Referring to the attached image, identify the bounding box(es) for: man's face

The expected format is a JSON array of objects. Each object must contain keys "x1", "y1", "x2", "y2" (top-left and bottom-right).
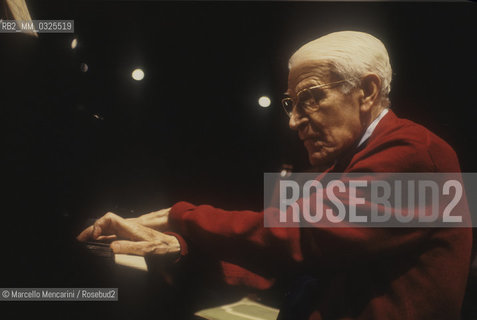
[{"x1": 287, "y1": 62, "x2": 364, "y2": 168}]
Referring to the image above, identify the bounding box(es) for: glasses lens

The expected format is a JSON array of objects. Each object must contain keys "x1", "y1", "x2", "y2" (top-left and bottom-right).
[{"x1": 282, "y1": 98, "x2": 294, "y2": 116}]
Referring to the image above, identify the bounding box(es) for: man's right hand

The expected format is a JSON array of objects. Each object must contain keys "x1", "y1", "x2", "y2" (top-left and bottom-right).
[{"x1": 76, "y1": 211, "x2": 181, "y2": 257}]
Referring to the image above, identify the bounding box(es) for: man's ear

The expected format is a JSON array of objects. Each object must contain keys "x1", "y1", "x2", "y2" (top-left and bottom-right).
[{"x1": 358, "y1": 73, "x2": 381, "y2": 112}]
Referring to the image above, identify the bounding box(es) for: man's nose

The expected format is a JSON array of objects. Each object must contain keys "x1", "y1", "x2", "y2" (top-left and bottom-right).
[{"x1": 289, "y1": 111, "x2": 309, "y2": 131}]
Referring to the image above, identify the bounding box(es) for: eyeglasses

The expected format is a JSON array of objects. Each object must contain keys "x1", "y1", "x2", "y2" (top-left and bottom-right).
[{"x1": 281, "y1": 79, "x2": 352, "y2": 118}]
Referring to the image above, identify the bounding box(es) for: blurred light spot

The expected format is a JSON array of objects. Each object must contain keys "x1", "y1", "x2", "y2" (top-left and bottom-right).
[
  {"x1": 80, "y1": 63, "x2": 88, "y2": 72},
  {"x1": 71, "y1": 38, "x2": 78, "y2": 49},
  {"x1": 280, "y1": 164, "x2": 293, "y2": 178},
  {"x1": 93, "y1": 114, "x2": 104, "y2": 120},
  {"x1": 132, "y1": 68, "x2": 145, "y2": 81},
  {"x1": 258, "y1": 96, "x2": 271, "y2": 108}
]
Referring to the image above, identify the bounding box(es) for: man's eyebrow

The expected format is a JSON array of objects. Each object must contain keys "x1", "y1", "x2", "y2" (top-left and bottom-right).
[{"x1": 284, "y1": 90, "x2": 292, "y2": 97}]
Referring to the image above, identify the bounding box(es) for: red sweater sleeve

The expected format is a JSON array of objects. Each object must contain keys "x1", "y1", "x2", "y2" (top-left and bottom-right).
[
  {"x1": 169, "y1": 201, "x2": 302, "y2": 288},
  {"x1": 167, "y1": 114, "x2": 471, "y2": 293}
]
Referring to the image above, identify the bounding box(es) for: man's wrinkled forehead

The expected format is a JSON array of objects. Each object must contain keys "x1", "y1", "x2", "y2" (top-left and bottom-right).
[{"x1": 286, "y1": 60, "x2": 333, "y2": 95}]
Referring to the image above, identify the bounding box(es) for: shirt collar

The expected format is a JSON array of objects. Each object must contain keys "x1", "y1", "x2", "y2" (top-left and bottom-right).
[{"x1": 357, "y1": 108, "x2": 389, "y2": 148}]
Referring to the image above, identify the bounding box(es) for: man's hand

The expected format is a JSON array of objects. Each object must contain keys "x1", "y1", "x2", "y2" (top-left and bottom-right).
[
  {"x1": 77, "y1": 212, "x2": 180, "y2": 257},
  {"x1": 128, "y1": 207, "x2": 171, "y2": 231}
]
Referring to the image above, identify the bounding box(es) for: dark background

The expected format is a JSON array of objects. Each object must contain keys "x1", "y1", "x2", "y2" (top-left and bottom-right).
[{"x1": 1, "y1": 1, "x2": 476, "y2": 318}]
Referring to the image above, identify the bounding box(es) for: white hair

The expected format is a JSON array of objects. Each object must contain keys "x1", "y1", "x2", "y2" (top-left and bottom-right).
[{"x1": 289, "y1": 31, "x2": 392, "y2": 106}]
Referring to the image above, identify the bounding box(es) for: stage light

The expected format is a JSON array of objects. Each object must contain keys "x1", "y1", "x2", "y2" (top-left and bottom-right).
[
  {"x1": 280, "y1": 164, "x2": 293, "y2": 178},
  {"x1": 80, "y1": 63, "x2": 88, "y2": 72},
  {"x1": 71, "y1": 38, "x2": 78, "y2": 49},
  {"x1": 132, "y1": 68, "x2": 145, "y2": 81},
  {"x1": 258, "y1": 96, "x2": 271, "y2": 108}
]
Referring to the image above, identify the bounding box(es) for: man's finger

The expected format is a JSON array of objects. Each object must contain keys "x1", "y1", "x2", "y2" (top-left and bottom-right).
[
  {"x1": 77, "y1": 225, "x2": 94, "y2": 242},
  {"x1": 77, "y1": 212, "x2": 127, "y2": 241},
  {"x1": 92, "y1": 212, "x2": 121, "y2": 238},
  {"x1": 96, "y1": 234, "x2": 118, "y2": 241},
  {"x1": 77, "y1": 225, "x2": 119, "y2": 242},
  {"x1": 110, "y1": 240, "x2": 169, "y2": 256}
]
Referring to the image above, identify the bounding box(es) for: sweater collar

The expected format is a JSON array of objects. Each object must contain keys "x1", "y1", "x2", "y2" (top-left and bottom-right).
[{"x1": 357, "y1": 108, "x2": 389, "y2": 148}]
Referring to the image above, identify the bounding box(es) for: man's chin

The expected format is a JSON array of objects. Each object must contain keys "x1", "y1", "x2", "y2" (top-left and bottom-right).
[{"x1": 308, "y1": 152, "x2": 333, "y2": 170}]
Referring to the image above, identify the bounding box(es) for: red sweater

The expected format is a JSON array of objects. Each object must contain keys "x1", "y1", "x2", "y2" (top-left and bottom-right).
[{"x1": 168, "y1": 110, "x2": 472, "y2": 320}]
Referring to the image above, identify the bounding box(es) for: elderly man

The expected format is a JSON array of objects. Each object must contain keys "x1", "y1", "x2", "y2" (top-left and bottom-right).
[{"x1": 78, "y1": 31, "x2": 472, "y2": 320}]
